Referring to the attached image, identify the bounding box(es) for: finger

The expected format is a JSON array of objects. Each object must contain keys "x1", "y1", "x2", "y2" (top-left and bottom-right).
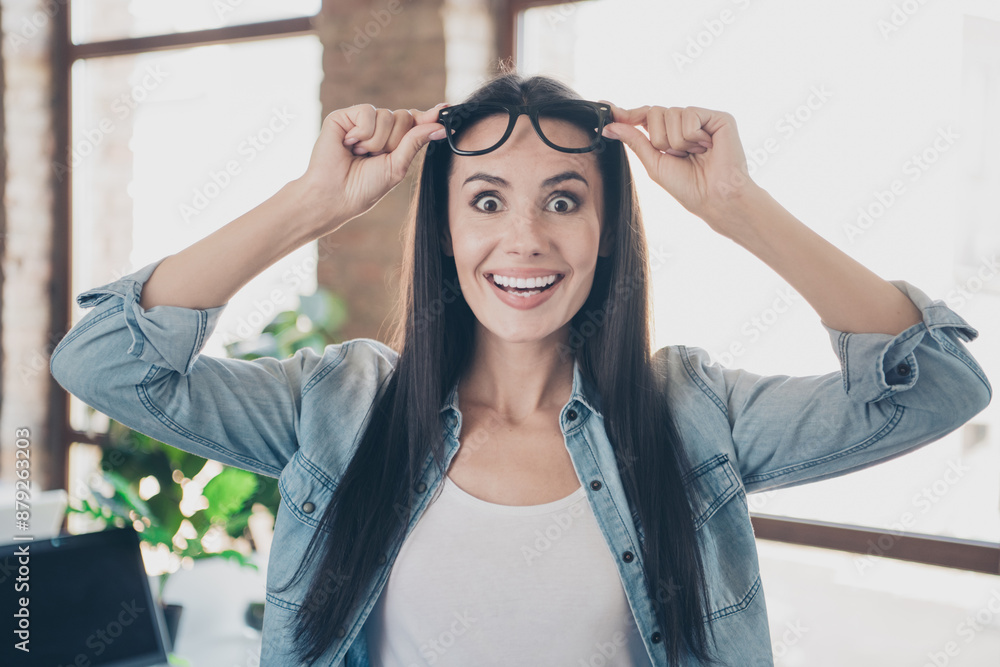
[
  {"x1": 681, "y1": 107, "x2": 714, "y2": 148},
  {"x1": 644, "y1": 108, "x2": 687, "y2": 157},
  {"x1": 354, "y1": 108, "x2": 396, "y2": 154},
  {"x1": 386, "y1": 122, "x2": 448, "y2": 182},
  {"x1": 413, "y1": 104, "x2": 448, "y2": 140},
  {"x1": 647, "y1": 107, "x2": 675, "y2": 153},
  {"x1": 664, "y1": 108, "x2": 697, "y2": 153},
  {"x1": 687, "y1": 106, "x2": 733, "y2": 145},
  {"x1": 381, "y1": 109, "x2": 417, "y2": 155},
  {"x1": 601, "y1": 122, "x2": 662, "y2": 168},
  {"x1": 665, "y1": 107, "x2": 708, "y2": 155},
  {"x1": 410, "y1": 102, "x2": 449, "y2": 125},
  {"x1": 343, "y1": 104, "x2": 377, "y2": 146},
  {"x1": 602, "y1": 100, "x2": 649, "y2": 127}
]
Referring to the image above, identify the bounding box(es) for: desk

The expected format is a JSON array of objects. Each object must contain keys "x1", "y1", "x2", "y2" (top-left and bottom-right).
[{"x1": 162, "y1": 553, "x2": 267, "y2": 666}]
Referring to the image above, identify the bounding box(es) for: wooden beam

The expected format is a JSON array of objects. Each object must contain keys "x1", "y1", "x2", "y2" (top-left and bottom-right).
[
  {"x1": 69, "y1": 16, "x2": 316, "y2": 61},
  {"x1": 751, "y1": 513, "x2": 1000, "y2": 576}
]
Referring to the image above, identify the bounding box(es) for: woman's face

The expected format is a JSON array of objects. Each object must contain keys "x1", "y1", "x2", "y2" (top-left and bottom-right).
[{"x1": 442, "y1": 112, "x2": 611, "y2": 347}]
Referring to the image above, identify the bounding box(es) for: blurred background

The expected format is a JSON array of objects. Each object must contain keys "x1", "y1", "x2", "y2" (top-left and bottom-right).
[{"x1": 0, "y1": 0, "x2": 998, "y2": 665}]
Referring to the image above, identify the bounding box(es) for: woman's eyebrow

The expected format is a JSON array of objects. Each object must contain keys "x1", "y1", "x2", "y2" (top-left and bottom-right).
[
  {"x1": 542, "y1": 171, "x2": 589, "y2": 189},
  {"x1": 461, "y1": 171, "x2": 590, "y2": 189}
]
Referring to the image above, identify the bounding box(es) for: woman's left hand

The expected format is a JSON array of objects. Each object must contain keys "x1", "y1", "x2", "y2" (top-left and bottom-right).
[{"x1": 600, "y1": 102, "x2": 762, "y2": 232}]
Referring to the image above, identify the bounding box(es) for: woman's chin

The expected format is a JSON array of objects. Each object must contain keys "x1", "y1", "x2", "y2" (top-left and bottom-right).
[{"x1": 477, "y1": 320, "x2": 569, "y2": 346}]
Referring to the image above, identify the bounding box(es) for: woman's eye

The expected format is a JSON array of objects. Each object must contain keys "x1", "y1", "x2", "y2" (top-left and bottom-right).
[
  {"x1": 546, "y1": 194, "x2": 579, "y2": 213},
  {"x1": 472, "y1": 194, "x2": 503, "y2": 213}
]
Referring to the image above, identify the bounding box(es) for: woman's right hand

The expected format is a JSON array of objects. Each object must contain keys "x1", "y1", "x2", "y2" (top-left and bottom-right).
[{"x1": 295, "y1": 103, "x2": 448, "y2": 235}]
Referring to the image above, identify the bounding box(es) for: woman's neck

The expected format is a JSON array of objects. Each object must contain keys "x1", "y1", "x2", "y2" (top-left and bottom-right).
[{"x1": 459, "y1": 328, "x2": 574, "y2": 422}]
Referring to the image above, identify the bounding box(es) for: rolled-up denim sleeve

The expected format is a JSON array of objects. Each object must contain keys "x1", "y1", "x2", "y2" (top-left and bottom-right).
[
  {"x1": 50, "y1": 256, "x2": 329, "y2": 477},
  {"x1": 684, "y1": 279, "x2": 992, "y2": 494}
]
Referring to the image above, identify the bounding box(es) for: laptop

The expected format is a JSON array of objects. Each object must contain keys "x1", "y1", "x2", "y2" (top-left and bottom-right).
[{"x1": 0, "y1": 526, "x2": 173, "y2": 666}]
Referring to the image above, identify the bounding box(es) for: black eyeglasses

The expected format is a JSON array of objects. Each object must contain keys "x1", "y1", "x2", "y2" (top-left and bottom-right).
[{"x1": 435, "y1": 100, "x2": 614, "y2": 156}]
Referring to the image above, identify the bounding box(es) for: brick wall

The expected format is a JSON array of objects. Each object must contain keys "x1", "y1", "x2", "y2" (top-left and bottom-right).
[
  {"x1": 0, "y1": 0, "x2": 138, "y2": 490},
  {"x1": 315, "y1": 0, "x2": 495, "y2": 343},
  {"x1": 0, "y1": 2, "x2": 6, "y2": 442},
  {"x1": 0, "y1": 0, "x2": 59, "y2": 488}
]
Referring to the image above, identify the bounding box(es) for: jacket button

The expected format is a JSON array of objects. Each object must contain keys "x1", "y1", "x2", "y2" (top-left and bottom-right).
[
  {"x1": 335, "y1": 626, "x2": 346, "y2": 638},
  {"x1": 622, "y1": 550, "x2": 634, "y2": 563},
  {"x1": 415, "y1": 482, "x2": 427, "y2": 493},
  {"x1": 590, "y1": 480, "x2": 602, "y2": 491},
  {"x1": 302, "y1": 501, "x2": 315, "y2": 513},
  {"x1": 651, "y1": 631, "x2": 662, "y2": 643},
  {"x1": 567, "y1": 409, "x2": 577, "y2": 421},
  {"x1": 896, "y1": 362, "x2": 911, "y2": 376},
  {"x1": 377, "y1": 554, "x2": 387, "y2": 565}
]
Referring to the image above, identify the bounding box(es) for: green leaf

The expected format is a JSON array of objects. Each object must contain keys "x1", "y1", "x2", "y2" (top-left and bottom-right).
[
  {"x1": 130, "y1": 429, "x2": 165, "y2": 452},
  {"x1": 167, "y1": 651, "x2": 193, "y2": 665},
  {"x1": 322, "y1": 292, "x2": 349, "y2": 332},
  {"x1": 253, "y1": 476, "x2": 281, "y2": 508},
  {"x1": 68, "y1": 498, "x2": 107, "y2": 522},
  {"x1": 299, "y1": 290, "x2": 348, "y2": 334},
  {"x1": 145, "y1": 493, "x2": 184, "y2": 537},
  {"x1": 224, "y1": 510, "x2": 251, "y2": 538},
  {"x1": 187, "y1": 510, "x2": 212, "y2": 535},
  {"x1": 104, "y1": 471, "x2": 153, "y2": 517},
  {"x1": 291, "y1": 332, "x2": 326, "y2": 355},
  {"x1": 139, "y1": 524, "x2": 175, "y2": 548},
  {"x1": 202, "y1": 468, "x2": 258, "y2": 523},
  {"x1": 216, "y1": 549, "x2": 258, "y2": 570},
  {"x1": 179, "y1": 452, "x2": 209, "y2": 481},
  {"x1": 262, "y1": 310, "x2": 298, "y2": 335}
]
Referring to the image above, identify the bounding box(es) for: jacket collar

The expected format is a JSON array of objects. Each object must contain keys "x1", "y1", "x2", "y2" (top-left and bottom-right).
[{"x1": 439, "y1": 356, "x2": 603, "y2": 431}]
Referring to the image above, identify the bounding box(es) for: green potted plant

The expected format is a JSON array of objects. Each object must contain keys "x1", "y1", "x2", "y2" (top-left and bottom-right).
[{"x1": 68, "y1": 287, "x2": 349, "y2": 645}]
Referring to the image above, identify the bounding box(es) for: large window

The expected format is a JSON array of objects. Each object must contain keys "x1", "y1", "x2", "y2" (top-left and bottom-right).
[
  {"x1": 71, "y1": 0, "x2": 321, "y2": 42},
  {"x1": 59, "y1": 0, "x2": 322, "y2": 540},
  {"x1": 515, "y1": 0, "x2": 1000, "y2": 543},
  {"x1": 513, "y1": 0, "x2": 999, "y2": 662}
]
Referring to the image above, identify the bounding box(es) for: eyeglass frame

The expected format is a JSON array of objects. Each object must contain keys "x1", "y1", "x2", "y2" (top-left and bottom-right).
[{"x1": 435, "y1": 100, "x2": 614, "y2": 156}]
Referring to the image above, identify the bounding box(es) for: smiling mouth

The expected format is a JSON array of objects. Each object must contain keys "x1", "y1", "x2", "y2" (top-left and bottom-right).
[{"x1": 486, "y1": 273, "x2": 565, "y2": 295}]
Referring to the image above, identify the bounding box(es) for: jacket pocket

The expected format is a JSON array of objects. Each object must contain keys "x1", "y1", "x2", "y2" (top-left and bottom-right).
[
  {"x1": 683, "y1": 454, "x2": 762, "y2": 622},
  {"x1": 266, "y1": 453, "x2": 339, "y2": 612}
]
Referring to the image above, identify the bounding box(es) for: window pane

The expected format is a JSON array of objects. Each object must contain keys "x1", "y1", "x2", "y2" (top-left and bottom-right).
[
  {"x1": 758, "y1": 540, "x2": 1000, "y2": 665},
  {"x1": 68, "y1": 36, "x2": 323, "y2": 432},
  {"x1": 71, "y1": 0, "x2": 321, "y2": 44},
  {"x1": 66, "y1": 442, "x2": 104, "y2": 535},
  {"x1": 519, "y1": 1, "x2": 1000, "y2": 543}
]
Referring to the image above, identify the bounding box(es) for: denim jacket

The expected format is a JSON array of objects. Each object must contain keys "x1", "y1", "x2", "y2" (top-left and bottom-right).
[{"x1": 49, "y1": 256, "x2": 992, "y2": 666}]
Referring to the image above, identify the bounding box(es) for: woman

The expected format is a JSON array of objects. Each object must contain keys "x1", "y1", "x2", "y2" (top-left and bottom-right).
[{"x1": 50, "y1": 72, "x2": 991, "y2": 666}]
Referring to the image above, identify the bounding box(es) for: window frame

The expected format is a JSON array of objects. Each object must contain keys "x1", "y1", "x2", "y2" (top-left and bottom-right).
[
  {"x1": 50, "y1": 6, "x2": 318, "y2": 482},
  {"x1": 501, "y1": 0, "x2": 1000, "y2": 577}
]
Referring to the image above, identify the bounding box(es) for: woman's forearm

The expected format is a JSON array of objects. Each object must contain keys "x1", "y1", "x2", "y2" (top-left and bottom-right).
[
  {"x1": 602, "y1": 104, "x2": 925, "y2": 336},
  {"x1": 715, "y1": 185, "x2": 923, "y2": 336},
  {"x1": 139, "y1": 179, "x2": 336, "y2": 311},
  {"x1": 136, "y1": 102, "x2": 446, "y2": 312}
]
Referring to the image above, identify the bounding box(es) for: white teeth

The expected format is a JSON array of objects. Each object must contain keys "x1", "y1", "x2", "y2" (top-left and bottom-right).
[{"x1": 491, "y1": 273, "x2": 558, "y2": 289}]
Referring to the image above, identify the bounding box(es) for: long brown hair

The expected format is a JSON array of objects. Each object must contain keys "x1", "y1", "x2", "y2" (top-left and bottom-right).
[{"x1": 274, "y1": 71, "x2": 718, "y2": 665}]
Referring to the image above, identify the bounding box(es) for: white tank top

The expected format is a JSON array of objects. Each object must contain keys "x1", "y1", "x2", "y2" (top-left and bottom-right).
[{"x1": 365, "y1": 474, "x2": 653, "y2": 666}]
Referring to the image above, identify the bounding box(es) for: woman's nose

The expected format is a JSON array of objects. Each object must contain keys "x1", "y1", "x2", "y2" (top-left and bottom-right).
[{"x1": 502, "y1": 209, "x2": 550, "y2": 256}]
